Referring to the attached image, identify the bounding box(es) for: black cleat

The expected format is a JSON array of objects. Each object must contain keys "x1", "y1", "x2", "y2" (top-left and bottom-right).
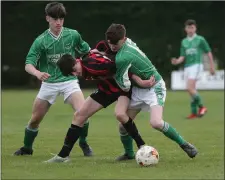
[
  {"x1": 13, "y1": 147, "x2": 33, "y2": 156},
  {"x1": 180, "y1": 142, "x2": 198, "y2": 158},
  {"x1": 79, "y1": 143, "x2": 93, "y2": 157},
  {"x1": 115, "y1": 153, "x2": 135, "y2": 161}
]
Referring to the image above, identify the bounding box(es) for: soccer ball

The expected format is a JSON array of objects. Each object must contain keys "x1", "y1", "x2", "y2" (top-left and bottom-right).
[{"x1": 135, "y1": 145, "x2": 159, "y2": 167}]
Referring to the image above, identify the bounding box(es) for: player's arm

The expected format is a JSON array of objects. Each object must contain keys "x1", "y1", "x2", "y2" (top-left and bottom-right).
[
  {"x1": 171, "y1": 41, "x2": 185, "y2": 65},
  {"x1": 114, "y1": 57, "x2": 132, "y2": 92},
  {"x1": 90, "y1": 49, "x2": 106, "y2": 56},
  {"x1": 131, "y1": 74, "x2": 156, "y2": 88},
  {"x1": 90, "y1": 40, "x2": 108, "y2": 55},
  {"x1": 74, "y1": 31, "x2": 91, "y2": 56},
  {"x1": 25, "y1": 39, "x2": 50, "y2": 81},
  {"x1": 201, "y1": 37, "x2": 215, "y2": 75},
  {"x1": 171, "y1": 56, "x2": 185, "y2": 65}
]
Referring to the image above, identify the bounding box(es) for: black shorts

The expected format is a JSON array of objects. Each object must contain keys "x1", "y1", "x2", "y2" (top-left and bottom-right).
[{"x1": 90, "y1": 89, "x2": 132, "y2": 108}]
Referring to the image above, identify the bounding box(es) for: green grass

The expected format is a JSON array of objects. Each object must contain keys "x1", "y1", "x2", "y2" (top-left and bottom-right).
[{"x1": 1, "y1": 90, "x2": 224, "y2": 179}]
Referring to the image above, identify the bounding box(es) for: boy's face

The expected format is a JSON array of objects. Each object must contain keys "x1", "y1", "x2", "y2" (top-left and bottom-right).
[
  {"x1": 108, "y1": 38, "x2": 125, "y2": 52},
  {"x1": 185, "y1": 24, "x2": 196, "y2": 36},
  {"x1": 71, "y1": 60, "x2": 82, "y2": 76},
  {"x1": 46, "y1": 16, "x2": 64, "y2": 33}
]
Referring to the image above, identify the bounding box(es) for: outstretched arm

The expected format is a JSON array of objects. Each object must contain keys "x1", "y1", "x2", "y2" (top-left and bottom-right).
[
  {"x1": 201, "y1": 37, "x2": 215, "y2": 75},
  {"x1": 207, "y1": 52, "x2": 215, "y2": 75},
  {"x1": 171, "y1": 40, "x2": 185, "y2": 65},
  {"x1": 171, "y1": 56, "x2": 185, "y2": 65}
]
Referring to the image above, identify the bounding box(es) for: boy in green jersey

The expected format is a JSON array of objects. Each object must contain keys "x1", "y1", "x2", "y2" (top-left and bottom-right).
[
  {"x1": 105, "y1": 24, "x2": 198, "y2": 160},
  {"x1": 14, "y1": 2, "x2": 93, "y2": 157},
  {"x1": 171, "y1": 19, "x2": 215, "y2": 119},
  {"x1": 44, "y1": 41, "x2": 156, "y2": 163}
]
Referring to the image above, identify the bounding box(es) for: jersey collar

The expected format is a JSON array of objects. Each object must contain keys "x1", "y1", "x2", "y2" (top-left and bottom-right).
[
  {"x1": 187, "y1": 33, "x2": 197, "y2": 41},
  {"x1": 48, "y1": 27, "x2": 64, "y2": 40}
]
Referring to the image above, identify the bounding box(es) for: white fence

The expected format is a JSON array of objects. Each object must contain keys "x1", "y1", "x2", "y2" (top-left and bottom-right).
[{"x1": 171, "y1": 70, "x2": 224, "y2": 90}]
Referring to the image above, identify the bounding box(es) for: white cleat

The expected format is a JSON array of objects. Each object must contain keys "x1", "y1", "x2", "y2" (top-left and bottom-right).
[{"x1": 43, "y1": 155, "x2": 70, "y2": 163}]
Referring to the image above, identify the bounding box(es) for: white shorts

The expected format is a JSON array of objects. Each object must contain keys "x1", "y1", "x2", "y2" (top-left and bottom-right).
[
  {"x1": 37, "y1": 80, "x2": 81, "y2": 104},
  {"x1": 184, "y1": 64, "x2": 203, "y2": 80},
  {"x1": 128, "y1": 79, "x2": 167, "y2": 112}
]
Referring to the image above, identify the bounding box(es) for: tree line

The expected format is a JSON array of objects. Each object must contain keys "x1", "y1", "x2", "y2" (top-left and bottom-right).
[{"x1": 2, "y1": 1, "x2": 224, "y2": 88}]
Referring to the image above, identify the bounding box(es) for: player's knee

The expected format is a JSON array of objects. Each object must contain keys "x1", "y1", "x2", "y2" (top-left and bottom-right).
[
  {"x1": 115, "y1": 111, "x2": 127, "y2": 122},
  {"x1": 187, "y1": 86, "x2": 193, "y2": 93},
  {"x1": 187, "y1": 88, "x2": 196, "y2": 96},
  {"x1": 118, "y1": 123, "x2": 128, "y2": 135},
  {"x1": 150, "y1": 119, "x2": 164, "y2": 129},
  {"x1": 74, "y1": 111, "x2": 87, "y2": 125},
  {"x1": 187, "y1": 83, "x2": 196, "y2": 94}
]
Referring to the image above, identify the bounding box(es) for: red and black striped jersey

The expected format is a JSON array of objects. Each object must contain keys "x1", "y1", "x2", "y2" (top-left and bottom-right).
[
  {"x1": 80, "y1": 53, "x2": 116, "y2": 80},
  {"x1": 80, "y1": 40, "x2": 129, "y2": 95}
]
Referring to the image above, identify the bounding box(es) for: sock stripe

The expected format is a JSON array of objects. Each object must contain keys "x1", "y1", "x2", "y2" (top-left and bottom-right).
[
  {"x1": 120, "y1": 133, "x2": 129, "y2": 136},
  {"x1": 162, "y1": 121, "x2": 169, "y2": 132},
  {"x1": 26, "y1": 126, "x2": 38, "y2": 132}
]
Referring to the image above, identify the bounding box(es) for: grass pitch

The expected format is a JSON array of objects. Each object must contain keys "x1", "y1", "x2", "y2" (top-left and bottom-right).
[{"x1": 1, "y1": 90, "x2": 224, "y2": 179}]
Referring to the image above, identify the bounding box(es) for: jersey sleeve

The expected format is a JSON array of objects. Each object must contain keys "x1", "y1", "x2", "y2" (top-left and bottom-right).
[
  {"x1": 180, "y1": 40, "x2": 185, "y2": 57},
  {"x1": 114, "y1": 56, "x2": 132, "y2": 92},
  {"x1": 25, "y1": 39, "x2": 42, "y2": 66},
  {"x1": 200, "y1": 37, "x2": 211, "y2": 53},
  {"x1": 74, "y1": 31, "x2": 90, "y2": 56}
]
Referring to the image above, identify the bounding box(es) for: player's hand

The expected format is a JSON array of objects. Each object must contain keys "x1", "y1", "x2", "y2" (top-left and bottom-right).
[
  {"x1": 90, "y1": 49, "x2": 100, "y2": 54},
  {"x1": 35, "y1": 71, "x2": 51, "y2": 81},
  {"x1": 140, "y1": 75, "x2": 156, "y2": 88},
  {"x1": 145, "y1": 75, "x2": 156, "y2": 87},
  {"x1": 171, "y1": 58, "x2": 178, "y2": 65},
  {"x1": 90, "y1": 49, "x2": 105, "y2": 56},
  {"x1": 210, "y1": 67, "x2": 215, "y2": 75}
]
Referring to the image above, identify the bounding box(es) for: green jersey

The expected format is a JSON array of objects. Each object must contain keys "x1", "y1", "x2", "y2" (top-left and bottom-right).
[
  {"x1": 26, "y1": 27, "x2": 90, "y2": 83},
  {"x1": 180, "y1": 34, "x2": 211, "y2": 67},
  {"x1": 115, "y1": 38, "x2": 162, "y2": 91}
]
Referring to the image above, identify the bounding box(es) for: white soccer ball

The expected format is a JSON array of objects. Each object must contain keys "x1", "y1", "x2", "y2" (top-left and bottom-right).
[{"x1": 135, "y1": 145, "x2": 159, "y2": 167}]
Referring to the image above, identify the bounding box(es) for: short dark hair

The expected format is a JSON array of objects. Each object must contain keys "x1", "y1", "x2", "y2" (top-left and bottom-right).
[
  {"x1": 45, "y1": 2, "x2": 66, "y2": 18},
  {"x1": 57, "y1": 54, "x2": 75, "y2": 76},
  {"x1": 105, "y1": 23, "x2": 126, "y2": 44},
  {"x1": 184, "y1": 19, "x2": 197, "y2": 26}
]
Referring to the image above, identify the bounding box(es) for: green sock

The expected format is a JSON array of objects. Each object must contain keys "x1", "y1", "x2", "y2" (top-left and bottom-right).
[
  {"x1": 23, "y1": 127, "x2": 38, "y2": 149},
  {"x1": 160, "y1": 121, "x2": 186, "y2": 146},
  {"x1": 193, "y1": 93, "x2": 203, "y2": 108},
  {"x1": 191, "y1": 99, "x2": 198, "y2": 115},
  {"x1": 120, "y1": 134, "x2": 135, "y2": 158},
  {"x1": 79, "y1": 122, "x2": 89, "y2": 144}
]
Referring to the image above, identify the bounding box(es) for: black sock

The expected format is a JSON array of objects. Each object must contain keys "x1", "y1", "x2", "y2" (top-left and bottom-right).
[
  {"x1": 122, "y1": 118, "x2": 145, "y2": 148},
  {"x1": 58, "y1": 124, "x2": 82, "y2": 158}
]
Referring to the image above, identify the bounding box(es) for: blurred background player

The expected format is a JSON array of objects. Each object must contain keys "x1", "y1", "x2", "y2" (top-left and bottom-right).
[
  {"x1": 171, "y1": 19, "x2": 215, "y2": 119},
  {"x1": 105, "y1": 23, "x2": 198, "y2": 159},
  {"x1": 14, "y1": 2, "x2": 93, "y2": 156},
  {"x1": 44, "y1": 40, "x2": 156, "y2": 163}
]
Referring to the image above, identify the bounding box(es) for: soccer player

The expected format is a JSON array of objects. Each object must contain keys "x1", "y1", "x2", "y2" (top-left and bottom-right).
[
  {"x1": 171, "y1": 19, "x2": 215, "y2": 119},
  {"x1": 104, "y1": 23, "x2": 198, "y2": 160},
  {"x1": 13, "y1": 2, "x2": 93, "y2": 156},
  {"x1": 44, "y1": 40, "x2": 156, "y2": 163}
]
